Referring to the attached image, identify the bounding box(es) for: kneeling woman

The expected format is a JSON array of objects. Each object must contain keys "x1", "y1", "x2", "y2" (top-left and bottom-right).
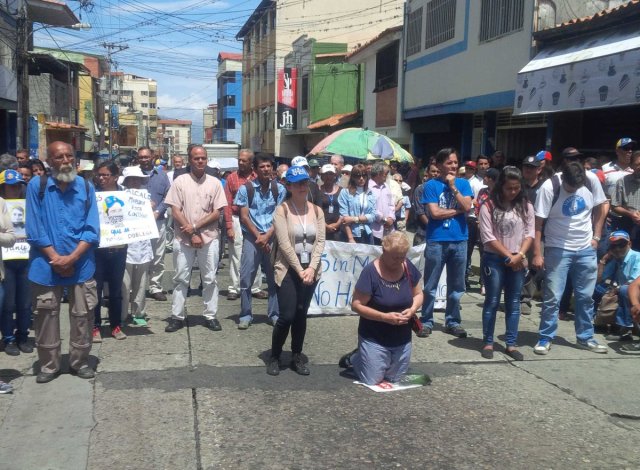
[
  {"x1": 348, "y1": 232, "x2": 423, "y2": 385},
  {"x1": 478, "y1": 166, "x2": 533, "y2": 361},
  {"x1": 268, "y1": 166, "x2": 326, "y2": 376}
]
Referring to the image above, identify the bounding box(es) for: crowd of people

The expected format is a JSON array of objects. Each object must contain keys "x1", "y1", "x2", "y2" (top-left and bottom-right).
[{"x1": 1, "y1": 136, "x2": 640, "y2": 392}]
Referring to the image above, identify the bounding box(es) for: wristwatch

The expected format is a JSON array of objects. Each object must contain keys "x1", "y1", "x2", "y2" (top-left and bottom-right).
[{"x1": 592, "y1": 236, "x2": 601, "y2": 242}]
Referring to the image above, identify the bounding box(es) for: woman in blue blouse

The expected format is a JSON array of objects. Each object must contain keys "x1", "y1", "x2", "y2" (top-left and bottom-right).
[{"x1": 338, "y1": 163, "x2": 375, "y2": 244}]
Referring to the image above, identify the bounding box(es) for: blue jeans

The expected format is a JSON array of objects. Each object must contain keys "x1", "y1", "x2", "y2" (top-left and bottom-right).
[
  {"x1": 351, "y1": 335, "x2": 412, "y2": 385},
  {"x1": 1, "y1": 260, "x2": 29, "y2": 343},
  {"x1": 540, "y1": 246, "x2": 597, "y2": 342},
  {"x1": 239, "y1": 234, "x2": 278, "y2": 323},
  {"x1": 616, "y1": 284, "x2": 634, "y2": 328},
  {"x1": 94, "y1": 247, "x2": 127, "y2": 329},
  {"x1": 481, "y1": 253, "x2": 525, "y2": 346},
  {"x1": 420, "y1": 240, "x2": 467, "y2": 329}
]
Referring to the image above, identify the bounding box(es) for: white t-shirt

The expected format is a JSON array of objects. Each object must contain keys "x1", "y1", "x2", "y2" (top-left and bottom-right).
[
  {"x1": 534, "y1": 171, "x2": 606, "y2": 251},
  {"x1": 468, "y1": 176, "x2": 486, "y2": 218}
]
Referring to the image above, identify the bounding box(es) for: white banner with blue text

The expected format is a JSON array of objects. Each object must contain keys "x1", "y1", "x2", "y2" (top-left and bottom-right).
[{"x1": 309, "y1": 241, "x2": 446, "y2": 315}]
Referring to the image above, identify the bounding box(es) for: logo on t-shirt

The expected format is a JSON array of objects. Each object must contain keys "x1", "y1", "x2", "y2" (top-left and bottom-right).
[
  {"x1": 562, "y1": 195, "x2": 587, "y2": 216},
  {"x1": 438, "y1": 191, "x2": 457, "y2": 209},
  {"x1": 495, "y1": 213, "x2": 516, "y2": 238}
]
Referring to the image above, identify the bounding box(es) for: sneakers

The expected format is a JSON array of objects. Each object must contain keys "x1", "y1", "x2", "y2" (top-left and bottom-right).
[
  {"x1": 252, "y1": 290, "x2": 268, "y2": 300},
  {"x1": 70, "y1": 365, "x2": 95, "y2": 379},
  {"x1": 621, "y1": 341, "x2": 640, "y2": 352},
  {"x1": 165, "y1": 318, "x2": 184, "y2": 333},
  {"x1": 17, "y1": 340, "x2": 33, "y2": 354},
  {"x1": 111, "y1": 326, "x2": 127, "y2": 340},
  {"x1": 4, "y1": 341, "x2": 19, "y2": 356},
  {"x1": 577, "y1": 339, "x2": 608, "y2": 354},
  {"x1": 206, "y1": 319, "x2": 222, "y2": 331},
  {"x1": 266, "y1": 357, "x2": 280, "y2": 376},
  {"x1": 416, "y1": 327, "x2": 432, "y2": 338},
  {"x1": 0, "y1": 380, "x2": 13, "y2": 394},
  {"x1": 533, "y1": 339, "x2": 551, "y2": 355},
  {"x1": 226, "y1": 292, "x2": 239, "y2": 301},
  {"x1": 149, "y1": 292, "x2": 168, "y2": 301},
  {"x1": 445, "y1": 325, "x2": 467, "y2": 338},
  {"x1": 237, "y1": 320, "x2": 251, "y2": 330},
  {"x1": 132, "y1": 316, "x2": 148, "y2": 326},
  {"x1": 92, "y1": 327, "x2": 102, "y2": 343},
  {"x1": 36, "y1": 370, "x2": 60, "y2": 384},
  {"x1": 290, "y1": 353, "x2": 310, "y2": 375},
  {"x1": 339, "y1": 348, "x2": 358, "y2": 368}
]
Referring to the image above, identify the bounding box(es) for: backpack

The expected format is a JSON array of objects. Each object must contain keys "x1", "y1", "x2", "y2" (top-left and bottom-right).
[
  {"x1": 550, "y1": 173, "x2": 593, "y2": 209},
  {"x1": 39, "y1": 174, "x2": 91, "y2": 213},
  {"x1": 245, "y1": 179, "x2": 279, "y2": 207}
]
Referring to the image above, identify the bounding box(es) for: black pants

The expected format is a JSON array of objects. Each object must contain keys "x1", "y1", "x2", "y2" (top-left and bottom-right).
[
  {"x1": 94, "y1": 247, "x2": 127, "y2": 329},
  {"x1": 272, "y1": 269, "x2": 317, "y2": 358}
]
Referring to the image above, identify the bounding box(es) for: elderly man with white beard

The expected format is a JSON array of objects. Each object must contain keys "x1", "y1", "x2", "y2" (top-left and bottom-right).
[{"x1": 26, "y1": 141, "x2": 100, "y2": 383}]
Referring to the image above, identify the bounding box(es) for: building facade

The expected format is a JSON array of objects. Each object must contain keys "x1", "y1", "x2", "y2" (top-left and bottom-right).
[
  {"x1": 401, "y1": 0, "x2": 633, "y2": 164},
  {"x1": 236, "y1": 0, "x2": 405, "y2": 158},
  {"x1": 280, "y1": 36, "x2": 361, "y2": 156},
  {"x1": 216, "y1": 52, "x2": 242, "y2": 144},
  {"x1": 157, "y1": 119, "x2": 192, "y2": 158},
  {"x1": 33, "y1": 47, "x2": 108, "y2": 153},
  {"x1": 346, "y1": 26, "x2": 409, "y2": 148},
  {"x1": 203, "y1": 103, "x2": 218, "y2": 144}
]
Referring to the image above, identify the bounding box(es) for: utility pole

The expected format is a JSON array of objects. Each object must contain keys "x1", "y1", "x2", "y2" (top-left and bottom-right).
[
  {"x1": 15, "y1": 0, "x2": 30, "y2": 151},
  {"x1": 101, "y1": 42, "x2": 128, "y2": 157}
]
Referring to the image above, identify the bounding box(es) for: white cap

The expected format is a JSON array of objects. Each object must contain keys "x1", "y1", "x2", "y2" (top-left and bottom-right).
[
  {"x1": 122, "y1": 166, "x2": 149, "y2": 181},
  {"x1": 342, "y1": 164, "x2": 353, "y2": 173},
  {"x1": 291, "y1": 156, "x2": 309, "y2": 167},
  {"x1": 207, "y1": 159, "x2": 221, "y2": 170},
  {"x1": 320, "y1": 164, "x2": 336, "y2": 174}
]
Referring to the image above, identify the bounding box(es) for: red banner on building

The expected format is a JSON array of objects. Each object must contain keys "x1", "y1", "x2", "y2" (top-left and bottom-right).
[{"x1": 277, "y1": 68, "x2": 297, "y2": 130}]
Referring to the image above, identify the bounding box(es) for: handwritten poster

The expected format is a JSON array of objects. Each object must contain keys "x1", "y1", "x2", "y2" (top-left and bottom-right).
[
  {"x1": 308, "y1": 241, "x2": 446, "y2": 315},
  {"x1": 96, "y1": 190, "x2": 159, "y2": 248}
]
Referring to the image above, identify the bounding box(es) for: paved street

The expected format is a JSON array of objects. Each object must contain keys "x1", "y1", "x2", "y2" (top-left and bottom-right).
[{"x1": 1, "y1": 251, "x2": 640, "y2": 470}]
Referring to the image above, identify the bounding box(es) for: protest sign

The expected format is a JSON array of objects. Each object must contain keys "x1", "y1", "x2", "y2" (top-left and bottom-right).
[
  {"x1": 2, "y1": 199, "x2": 29, "y2": 260},
  {"x1": 96, "y1": 190, "x2": 159, "y2": 248},
  {"x1": 308, "y1": 241, "x2": 446, "y2": 315}
]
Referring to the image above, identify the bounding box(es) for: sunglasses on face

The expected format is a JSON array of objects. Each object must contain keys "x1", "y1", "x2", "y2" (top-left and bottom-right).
[{"x1": 352, "y1": 173, "x2": 366, "y2": 178}]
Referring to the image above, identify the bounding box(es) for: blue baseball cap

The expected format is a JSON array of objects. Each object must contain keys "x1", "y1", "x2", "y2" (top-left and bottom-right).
[
  {"x1": 0, "y1": 169, "x2": 25, "y2": 185},
  {"x1": 285, "y1": 166, "x2": 309, "y2": 183},
  {"x1": 616, "y1": 137, "x2": 637, "y2": 149},
  {"x1": 609, "y1": 230, "x2": 630, "y2": 244}
]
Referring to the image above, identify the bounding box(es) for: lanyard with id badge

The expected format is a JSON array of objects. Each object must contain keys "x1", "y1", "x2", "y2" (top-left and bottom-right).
[{"x1": 291, "y1": 202, "x2": 310, "y2": 266}]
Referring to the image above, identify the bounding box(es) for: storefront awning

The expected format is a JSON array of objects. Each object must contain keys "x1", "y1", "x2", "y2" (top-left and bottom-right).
[{"x1": 514, "y1": 25, "x2": 640, "y2": 115}]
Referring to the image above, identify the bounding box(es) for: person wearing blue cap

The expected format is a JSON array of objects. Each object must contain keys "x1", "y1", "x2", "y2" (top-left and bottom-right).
[
  {"x1": 267, "y1": 165, "x2": 325, "y2": 376},
  {"x1": 597, "y1": 230, "x2": 640, "y2": 342},
  {"x1": 603, "y1": 138, "x2": 637, "y2": 199}
]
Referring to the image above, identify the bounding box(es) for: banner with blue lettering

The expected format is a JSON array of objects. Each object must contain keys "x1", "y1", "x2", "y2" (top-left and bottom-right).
[
  {"x1": 309, "y1": 241, "x2": 446, "y2": 315},
  {"x1": 96, "y1": 189, "x2": 159, "y2": 248}
]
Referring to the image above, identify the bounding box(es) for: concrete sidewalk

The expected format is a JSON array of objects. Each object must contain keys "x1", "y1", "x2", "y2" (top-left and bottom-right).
[{"x1": 1, "y1": 252, "x2": 639, "y2": 469}]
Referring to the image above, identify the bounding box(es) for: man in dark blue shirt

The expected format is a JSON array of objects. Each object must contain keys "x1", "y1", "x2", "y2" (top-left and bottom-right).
[{"x1": 26, "y1": 141, "x2": 100, "y2": 383}]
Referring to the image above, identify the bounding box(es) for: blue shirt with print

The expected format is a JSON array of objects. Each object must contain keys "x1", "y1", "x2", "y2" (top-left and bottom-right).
[
  {"x1": 421, "y1": 177, "x2": 473, "y2": 242},
  {"x1": 26, "y1": 175, "x2": 100, "y2": 286},
  {"x1": 234, "y1": 179, "x2": 286, "y2": 234}
]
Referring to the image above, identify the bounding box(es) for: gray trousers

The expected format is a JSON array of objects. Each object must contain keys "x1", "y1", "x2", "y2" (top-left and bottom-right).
[
  {"x1": 33, "y1": 280, "x2": 97, "y2": 374},
  {"x1": 123, "y1": 261, "x2": 151, "y2": 320},
  {"x1": 148, "y1": 218, "x2": 166, "y2": 294}
]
